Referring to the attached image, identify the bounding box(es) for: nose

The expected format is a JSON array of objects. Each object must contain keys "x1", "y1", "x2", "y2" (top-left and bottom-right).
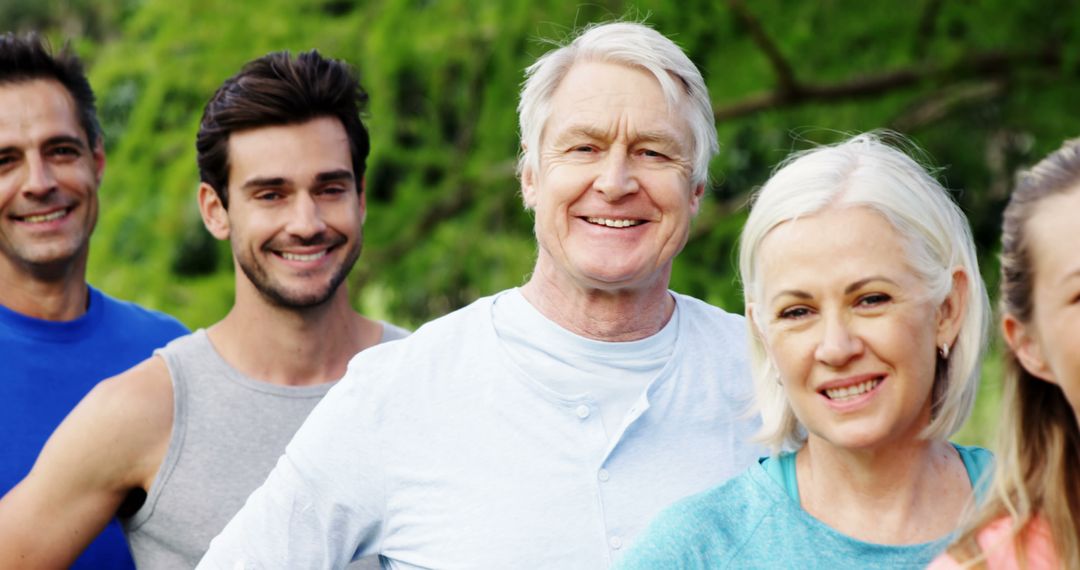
[
  {"x1": 284, "y1": 192, "x2": 327, "y2": 239},
  {"x1": 22, "y1": 153, "x2": 58, "y2": 198},
  {"x1": 593, "y1": 151, "x2": 639, "y2": 201},
  {"x1": 814, "y1": 313, "x2": 863, "y2": 367}
]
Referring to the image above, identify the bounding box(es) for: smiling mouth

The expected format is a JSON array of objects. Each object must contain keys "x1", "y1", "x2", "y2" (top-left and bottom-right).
[
  {"x1": 15, "y1": 208, "x2": 71, "y2": 224},
  {"x1": 276, "y1": 248, "x2": 331, "y2": 262},
  {"x1": 823, "y1": 377, "x2": 883, "y2": 401},
  {"x1": 584, "y1": 216, "x2": 644, "y2": 228}
]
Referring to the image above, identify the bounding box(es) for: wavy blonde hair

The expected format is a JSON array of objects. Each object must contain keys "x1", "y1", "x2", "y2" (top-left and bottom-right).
[{"x1": 948, "y1": 139, "x2": 1080, "y2": 568}]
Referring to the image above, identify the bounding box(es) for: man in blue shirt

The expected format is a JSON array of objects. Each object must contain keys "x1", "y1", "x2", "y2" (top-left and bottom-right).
[{"x1": 0, "y1": 32, "x2": 187, "y2": 569}]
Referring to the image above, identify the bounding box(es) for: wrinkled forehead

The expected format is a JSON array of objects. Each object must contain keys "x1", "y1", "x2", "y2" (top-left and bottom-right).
[{"x1": 541, "y1": 61, "x2": 691, "y2": 145}]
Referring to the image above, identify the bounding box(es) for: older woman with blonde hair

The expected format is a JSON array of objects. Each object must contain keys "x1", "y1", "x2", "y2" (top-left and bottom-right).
[
  {"x1": 618, "y1": 133, "x2": 993, "y2": 568},
  {"x1": 930, "y1": 140, "x2": 1080, "y2": 569}
]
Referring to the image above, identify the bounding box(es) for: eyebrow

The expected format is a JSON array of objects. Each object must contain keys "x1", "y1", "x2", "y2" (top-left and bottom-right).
[
  {"x1": 770, "y1": 289, "x2": 812, "y2": 304},
  {"x1": 844, "y1": 276, "x2": 899, "y2": 294},
  {"x1": 0, "y1": 135, "x2": 88, "y2": 155},
  {"x1": 553, "y1": 126, "x2": 682, "y2": 147},
  {"x1": 46, "y1": 135, "x2": 89, "y2": 149},
  {"x1": 1060, "y1": 267, "x2": 1080, "y2": 285},
  {"x1": 314, "y1": 169, "x2": 354, "y2": 184},
  {"x1": 769, "y1": 276, "x2": 900, "y2": 304},
  {"x1": 239, "y1": 169, "x2": 354, "y2": 191},
  {"x1": 240, "y1": 176, "x2": 288, "y2": 191}
]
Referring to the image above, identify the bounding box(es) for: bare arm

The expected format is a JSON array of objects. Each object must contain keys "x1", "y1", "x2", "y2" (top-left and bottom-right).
[{"x1": 0, "y1": 357, "x2": 173, "y2": 568}]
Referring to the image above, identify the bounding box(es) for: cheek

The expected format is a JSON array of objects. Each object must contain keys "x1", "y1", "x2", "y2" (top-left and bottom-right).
[
  {"x1": 1031, "y1": 305, "x2": 1080, "y2": 379},
  {"x1": 877, "y1": 316, "x2": 938, "y2": 381},
  {"x1": 0, "y1": 184, "x2": 15, "y2": 207},
  {"x1": 767, "y1": 330, "x2": 814, "y2": 378},
  {"x1": 63, "y1": 165, "x2": 99, "y2": 194}
]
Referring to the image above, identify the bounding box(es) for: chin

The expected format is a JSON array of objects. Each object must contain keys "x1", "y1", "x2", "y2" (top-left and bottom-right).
[
  {"x1": 812, "y1": 427, "x2": 893, "y2": 452},
  {"x1": 260, "y1": 282, "x2": 339, "y2": 309}
]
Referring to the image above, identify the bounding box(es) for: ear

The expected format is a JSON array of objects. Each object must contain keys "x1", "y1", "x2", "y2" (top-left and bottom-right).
[
  {"x1": 1002, "y1": 313, "x2": 1056, "y2": 383},
  {"x1": 91, "y1": 139, "x2": 106, "y2": 185},
  {"x1": 689, "y1": 182, "x2": 705, "y2": 217},
  {"x1": 747, "y1": 302, "x2": 781, "y2": 382},
  {"x1": 745, "y1": 302, "x2": 772, "y2": 357},
  {"x1": 746, "y1": 302, "x2": 764, "y2": 340},
  {"x1": 198, "y1": 183, "x2": 230, "y2": 240},
  {"x1": 521, "y1": 159, "x2": 537, "y2": 211},
  {"x1": 359, "y1": 179, "x2": 368, "y2": 225},
  {"x1": 935, "y1": 267, "x2": 969, "y2": 352}
]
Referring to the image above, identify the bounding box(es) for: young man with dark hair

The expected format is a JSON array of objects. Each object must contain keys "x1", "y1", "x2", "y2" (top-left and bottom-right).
[
  {"x1": 0, "y1": 32, "x2": 188, "y2": 570},
  {"x1": 0, "y1": 49, "x2": 401, "y2": 569}
]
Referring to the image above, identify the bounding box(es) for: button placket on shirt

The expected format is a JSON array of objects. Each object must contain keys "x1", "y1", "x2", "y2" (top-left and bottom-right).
[{"x1": 569, "y1": 400, "x2": 624, "y2": 556}]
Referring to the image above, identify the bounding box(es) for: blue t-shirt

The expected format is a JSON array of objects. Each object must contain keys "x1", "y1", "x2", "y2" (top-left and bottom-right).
[
  {"x1": 615, "y1": 444, "x2": 993, "y2": 569},
  {"x1": 1, "y1": 286, "x2": 188, "y2": 569}
]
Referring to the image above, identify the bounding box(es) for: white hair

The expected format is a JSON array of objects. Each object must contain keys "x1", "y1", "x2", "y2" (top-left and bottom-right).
[
  {"x1": 517, "y1": 21, "x2": 718, "y2": 187},
  {"x1": 738, "y1": 132, "x2": 991, "y2": 452}
]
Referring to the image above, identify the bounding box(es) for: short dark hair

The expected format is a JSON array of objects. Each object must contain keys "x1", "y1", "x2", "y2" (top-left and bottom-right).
[
  {"x1": 0, "y1": 32, "x2": 102, "y2": 148},
  {"x1": 196, "y1": 49, "x2": 370, "y2": 208}
]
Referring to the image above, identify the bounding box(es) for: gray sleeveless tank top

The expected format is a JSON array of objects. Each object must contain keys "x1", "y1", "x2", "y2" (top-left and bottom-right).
[{"x1": 122, "y1": 324, "x2": 407, "y2": 569}]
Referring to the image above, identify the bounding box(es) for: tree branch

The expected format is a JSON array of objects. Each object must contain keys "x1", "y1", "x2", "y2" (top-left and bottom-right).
[
  {"x1": 889, "y1": 80, "x2": 1006, "y2": 132},
  {"x1": 726, "y1": 0, "x2": 798, "y2": 95},
  {"x1": 714, "y1": 47, "x2": 1063, "y2": 122},
  {"x1": 914, "y1": 0, "x2": 944, "y2": 60}
]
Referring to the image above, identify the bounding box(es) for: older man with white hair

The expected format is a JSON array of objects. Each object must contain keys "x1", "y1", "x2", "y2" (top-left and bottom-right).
[{"x1": 199, "y1": 21, "x2": 759, "y2": 569}]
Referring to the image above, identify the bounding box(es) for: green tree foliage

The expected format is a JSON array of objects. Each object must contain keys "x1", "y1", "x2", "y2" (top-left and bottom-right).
[{"x1": 14, "y1": 0, "x2": 1080, "y2": 442}]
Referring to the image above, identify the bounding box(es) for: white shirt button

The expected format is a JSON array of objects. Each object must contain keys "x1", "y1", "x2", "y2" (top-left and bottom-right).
[
  {"x1": 597, "y1": 469, "x2": 610, "y2": 482},
  {"x1": 576, "y1": 405, "x2": 590, "y2": 419},
  {"x1": 609, "y1": 536, "x2": 622, "y2": 550}
]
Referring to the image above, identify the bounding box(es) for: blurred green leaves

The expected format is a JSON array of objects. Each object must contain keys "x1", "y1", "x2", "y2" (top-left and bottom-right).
[{"x1": 10, "y1": 0, "x2": 1079, "y2": 445}]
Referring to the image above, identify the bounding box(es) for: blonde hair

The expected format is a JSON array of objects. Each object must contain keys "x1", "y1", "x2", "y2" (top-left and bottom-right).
[
  {"x1": 948, "y1": 139, "x2": 1080, "y2": 568},
  {"x1": 738, "y1": 132, "x2": 989, "y2": 452}
]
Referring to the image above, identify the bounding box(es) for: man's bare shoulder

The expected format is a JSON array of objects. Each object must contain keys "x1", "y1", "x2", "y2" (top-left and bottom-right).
[
  {"x1": 0, "y1": 357, "x2": 175, "y2": 567},
  {"x1": 94, "y1": 354, "x2": 173, "y2": 412},
  {"x1": 60, "y1": 355, "x2": 175, "y2": 488}
]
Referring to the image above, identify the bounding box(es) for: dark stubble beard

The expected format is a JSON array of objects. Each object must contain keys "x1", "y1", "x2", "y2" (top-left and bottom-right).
[{"x1": 238, "y1": 229, "x2": 363, "y2": 310}]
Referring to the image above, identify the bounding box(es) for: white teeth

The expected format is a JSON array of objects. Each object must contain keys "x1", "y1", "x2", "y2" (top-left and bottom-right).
[
  {"x1": 22, "y1": 210, "x2": 67, "y2": 223},
  {"x1": 585, "y1": 217, "x2": 643, "y2": 228},
  {"x1": 280, "y1": 250, "x2": 327, "y2": 262},
  {"x1": 825, "y1": 378, "x2": 882, "y2": 401}
]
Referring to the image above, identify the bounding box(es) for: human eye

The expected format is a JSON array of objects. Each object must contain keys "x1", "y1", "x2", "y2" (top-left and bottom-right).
[
  {"x1": 777, "y1": 305, "x2": 813, "y2": 320},
  {"x1": 638, "y1": 148, "x2": 669, "y2": 160},
  {"x1": 48, "y1": 143, "x2": 83, "y2": 159},
  {"x1": 856, "y1": 293, "x2": 892, "y2": 308},
  {"x1": 253, "y1": 189, "x2": 283, "y2": 201},
  {"x1": 317, "y1": 185, "x2": 348, "y2": 197}
]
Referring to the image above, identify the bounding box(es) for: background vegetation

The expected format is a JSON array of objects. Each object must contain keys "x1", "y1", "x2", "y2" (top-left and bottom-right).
[{"x1": 11, "y1": 0, "x2": 1080, "y2": 444}]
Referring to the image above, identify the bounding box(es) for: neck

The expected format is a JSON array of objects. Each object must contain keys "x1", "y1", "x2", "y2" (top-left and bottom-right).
[
  {"x1": 208, "y1": 284, "x2": 381, "y2": 386},
  {"x1": 0, "y1": 254, "x2": 89, "y2": 321},
  {"x1": 520, "y1": 258, "x2": 674, "y2": 341},
  {"x1": 796, "y1": 436, "x2": 970, "y2": 544}
]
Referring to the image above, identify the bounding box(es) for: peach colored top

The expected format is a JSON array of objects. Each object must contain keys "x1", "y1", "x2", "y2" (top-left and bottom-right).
[{"x1": 927, "y1": 516, "x2": 1060, "y2": 570}]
